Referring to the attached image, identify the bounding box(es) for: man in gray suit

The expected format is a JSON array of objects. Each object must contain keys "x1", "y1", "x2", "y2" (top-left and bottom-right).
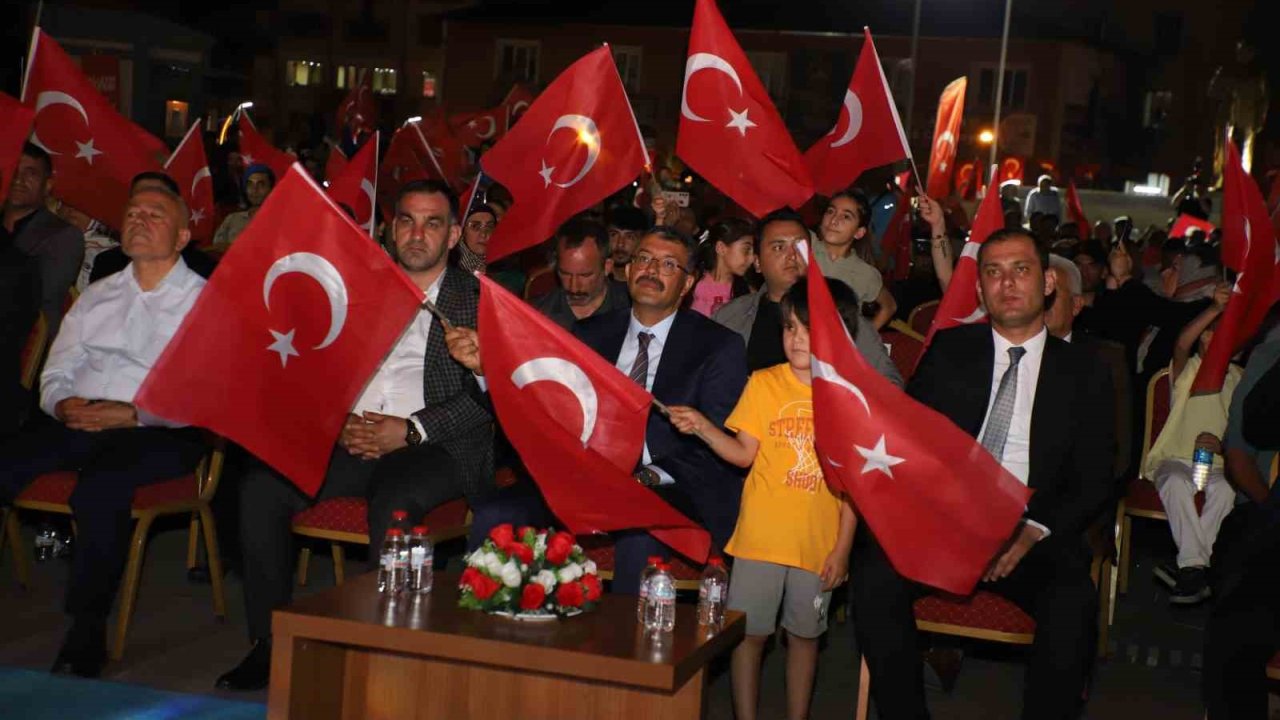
[
  {"x1": 3, "y1": 143, "x2": 83, "y2": 340},
  {"x1": 713, "y1": 209, "x2": 902, "y2": 386},
  {"x1": 217, "y1": 180, "x2": 494, "y2": 691}
]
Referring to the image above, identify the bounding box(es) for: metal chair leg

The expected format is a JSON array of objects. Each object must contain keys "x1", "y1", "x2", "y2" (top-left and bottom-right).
[
  {"x1": 112, "y1": 515, "x2": 154, "y2": 661},
  {"x1": 332, "y1": 543, "x2": 346, "y2": 585},
  {"x1": 297, "y1": 547, "x2": 311, "y2": 586},
  {"x1": 198, "y1": 505, "x2": 226, "y2": 618},
  {"x1": 186, "y1": 512, "x2": 199, "y2": 570},
  {"x1": 1118, "y1": 516, "x2": 1133, "y2": 595}
]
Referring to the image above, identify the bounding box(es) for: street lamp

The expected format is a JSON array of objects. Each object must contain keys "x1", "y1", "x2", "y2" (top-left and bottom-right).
[
  {"x1": 978, "y1": 129, "x2": 995, "y2": 145},
  {"x1": 218, "y1": 101, "x2": 255, "y2": 145}
]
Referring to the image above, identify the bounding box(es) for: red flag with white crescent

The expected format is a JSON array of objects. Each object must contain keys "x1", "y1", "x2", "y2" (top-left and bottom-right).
[
  {"x1": 806, "y1": 247, "x2": 1030, "y2": 594},
  {"x1": 477, "y1": 273, "x2": 710, "y2": 562},
  {"x1": 925, "y1": 78, "x2": 966, "y2": 198},
  {"x1": 135, "y1": 165, "x2": 424, "y2": 495},
  {"x1": 237, "y1": 113, "x2": 295, "y2": 181},
  {"x1": 163, "y1": 121, "x2": 216, "y2": 246},
  {"x1": 326, "y1": 131, "x2": 379, "y2": 235},
  {"x1": 0, "y1": 92, "x2": 36, "y2": 203},
  {"x1": 1064, "y1": 181, "x2": 1089, "y2": 242},
  {"x1": 804, "y1": 28, "x2": 911, "y2": 197}
]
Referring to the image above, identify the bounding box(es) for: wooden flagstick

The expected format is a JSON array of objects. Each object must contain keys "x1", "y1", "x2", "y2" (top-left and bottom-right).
[{"x1": 422, "y1": 296, "x2": 453, "y2": 332}]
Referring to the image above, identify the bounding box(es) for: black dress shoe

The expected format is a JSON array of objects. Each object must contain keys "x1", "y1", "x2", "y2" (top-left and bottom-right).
[
  {"x1": 216, "y1": 638, "x2": 272, "y2": 691},
  {"x1": 50, "y1": 619, "x2": 107, "y2": 678}
]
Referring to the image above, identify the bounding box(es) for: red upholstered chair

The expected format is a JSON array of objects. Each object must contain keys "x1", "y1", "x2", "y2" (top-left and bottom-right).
[
  {"x1": 577, "y1": 535, "x2": 705, "y2": 591},
  {"x1": 293, "y1": 497, "x2": 471, "y2": 586},
  {"x1": 0, "y1": 438, "x2": 227, "y2": 661},
  {"x1": 884, "y1": 320, "x2": 925, "y2": 382},
  {"x1": 522, "y1": 265, "x2": 557, "y2": 301},
  {"x1": 907, "y1": 299, "x2": 939, "y2": 338},
  {"x1": 1116, "y1": 369, "x2": 1172, "y2": 594}
]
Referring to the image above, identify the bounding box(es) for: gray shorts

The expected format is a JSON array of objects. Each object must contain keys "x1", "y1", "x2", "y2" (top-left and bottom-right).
[{"x1": 726, "y1": 557, "x2": 831, "y2": 638}]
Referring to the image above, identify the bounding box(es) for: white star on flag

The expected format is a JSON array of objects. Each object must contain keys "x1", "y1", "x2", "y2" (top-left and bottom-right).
[
  {"x1": 854, "y1": 435, "x2": 906, "y2": 478},
  {"x1": 242, "y1": 153, "x2": 255, "y2": 165},
  {"x1": 538, "y1": 159, "x2": 555, "y2": 188},
  {"x1": 267, "y1": 329, "x2": 300, "y2": 367},
  {"x1": 726, "y1": 108, "x2": 757, "y2": 136},
  {"x1": 75, "y1": 139, "x2": 103, "y2": 165},
  {"x1": 190, "y1": 208, "x2": 205, "y2": 226}
]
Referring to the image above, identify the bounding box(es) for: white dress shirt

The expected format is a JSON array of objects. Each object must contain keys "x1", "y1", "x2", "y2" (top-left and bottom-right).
[
  {"x1": 976, "y1": 325, "x2": 1051, "y2": 536},
  {"x1": 616, "y1": 310, "x2": 678, "y2": 484},
  {"x1": 40, "y1": 258, "x2": 205, "y2": 427},
  {"x1": 350, "y1": 270, "x2": 443, "y2": 439}
]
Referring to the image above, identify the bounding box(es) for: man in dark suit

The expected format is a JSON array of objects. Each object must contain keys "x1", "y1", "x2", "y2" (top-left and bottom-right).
[
  {"x1": 851, "y1": 229, "x2": 1114, "y2": 720},
  {"x1": 448, "y1": 226, "x2": 749, "y2": 594},
  {"x1": 3, "y1": 143, "x2": 82, "y2": 340},
  {"x1": 217, "y1": 180, "x2": 494, "y2": 691}
]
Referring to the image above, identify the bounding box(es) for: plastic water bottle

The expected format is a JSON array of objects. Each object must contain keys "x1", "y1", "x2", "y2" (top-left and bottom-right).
[
  {"x1": 644, "y1": 563, "x2": 676, "y2": 634},
  {"x1": 636, "y1": 555, "x2": 662, "y2": 622},
  {"x1": 1191, "y1": 447, "x2": 1213, "y2": 492},
  {"x1": 697, "y1": 557, "x2": 729, "y2": 627},
  {"x1": 377, "y1": 528, "x2": 407, "y2": 595},
  {"x1": 33, "y1": 524, "x2": 56, "y2": 562},
  {"x1": 53, "y1": 527, "x2": 73, "y2": 559},
  {"x1": 407, "y1": 525, "x2": 433, "y2": 594}
]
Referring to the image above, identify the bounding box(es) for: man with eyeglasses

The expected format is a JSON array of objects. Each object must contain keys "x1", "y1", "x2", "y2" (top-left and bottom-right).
[
  {"x1": 447, "y1": 225, "x2": 748, "y2": 593},
  {"x1": 218, "y1": 180, "x2": 495, "y2": 691}
]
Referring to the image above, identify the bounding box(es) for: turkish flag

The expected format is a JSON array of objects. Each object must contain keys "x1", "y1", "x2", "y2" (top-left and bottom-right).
[
  {"x1": 21, "y1": 28, "x2": 163, "y2": 227},
  {"x1": 920, "y1": 168, "x2": 1001, "y2": 359},
  {"x1": 324, "y1": 144, "x2": 348, "y2": 183},
  {"x1": 0, "y1": 92, "x2": 35, "y2": 203},
  {"x1": 1064, "y1": 181, "x2": 1089, "y2": 242},
  {"x1": 1191, "y1": 142, "x2": 1280, "y2": 395},
  {"x1": 417, "y1": 111, "x2": 469, "y2": 190},
  {"x1": 804, "y1": 29, "x2": 911, "y2": 197},
  {"x1": 1000, "y1": 156, "x2": 1025, "y2": 184},
  {"x1": 135, "y1": 165, "x2": 425, "y2": 495},
  {"x1": 481, "y1": 46, "x2": 648, "y2": 263},
  {"x1": 678, "y1": 0, "x2": 813, "y2": 217},
  {"x1": 502, "y1": 84, "x2": 536, "y2": 132},
  {"x1": 806, "y1": 246, "x2": 1030, "y2": 594},
  {"x1": 880, "y1": 184, "x2": 916, "y2": 282},
  {"x1": 477, "y1": 273, "x2": 711, "y2": 562},
  {"x1": 237, "y1": 114, "x2": 294, "y2": 181},
  {"x1": 163, "y1": 121, "x2": 216, "y2": 246},
  {"x1": 925, "y1": 77, "x2": 966, "y2": 199},
  {"x1": 1169, "y1": 214, "x2": 1215, "y2": 240},
  {"x1": 377, "y1": 125, "x2": 431, "y2": 225},
  {"x1": 336, "y1": 69, "x2": 377, "y2": 145},
  {"x1": 954, "y1": 160, "x2": 978, "y2": 200},
  {"x1": 450, "y1": 108, "x2": 504, "y2": 147},
  {"x1": 326, "y1": 130, "x2": 379, "y2": 235}
]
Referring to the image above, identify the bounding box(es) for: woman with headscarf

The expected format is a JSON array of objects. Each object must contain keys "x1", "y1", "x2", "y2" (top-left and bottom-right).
[
  {"x1": 452, "y1": 203, "x2": 497, "y2": 274},
  {"x1": 213, "y1": 164, "x2": 276, "y2": 248}
]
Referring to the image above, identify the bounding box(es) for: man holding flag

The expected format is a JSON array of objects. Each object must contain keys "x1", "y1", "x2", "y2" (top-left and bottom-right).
[{"x1": 850, "y1": 228, "x2": 1115, "y2": 719}]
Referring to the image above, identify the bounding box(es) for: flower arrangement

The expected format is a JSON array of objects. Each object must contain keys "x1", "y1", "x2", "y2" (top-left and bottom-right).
[{"x1": 458, "y1": 524, "x2": 603, "y2": 617}]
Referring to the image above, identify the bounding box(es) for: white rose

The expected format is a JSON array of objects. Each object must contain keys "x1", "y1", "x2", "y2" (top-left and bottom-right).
[
  {"x1": 484, "y1": 553, "x2": 503, "y2": 576},
  {"x1": 535, "y1": 570, "x2": 557, "y2": 592},
  {"x1": 557, "y1": 566, "x2": 575, "y2": 584},
  {"x1": 501, "y1": 560, "x2": 523, "y2": 588},
  {"x1": 466, "y1": 549, "x2": 485, "y2": 568},
  {"x1": 584, "y1": 560, "x2": 597, "y2": 575}
]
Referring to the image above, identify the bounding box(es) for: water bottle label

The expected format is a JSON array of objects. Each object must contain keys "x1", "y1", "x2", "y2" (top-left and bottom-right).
[
  {"x1": 410, "y1": 547, "x2": 425, "y2": 569},
  {"x1": 381, "y1": 551, "x2": 395, "y2": 570},
  {"x1": 708, "y1": 585, "x2": 722, "y2": 603},
  {"x1": 1193, "y1": 447, "x2": 1213, "y2": 464}
]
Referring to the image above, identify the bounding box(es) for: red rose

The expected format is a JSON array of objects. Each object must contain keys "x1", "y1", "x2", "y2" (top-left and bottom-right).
[
  {"x1": 581, "y1": 574, "x2": 602, "y2": 602},
  {"x1": 517, "y1": 526, "x2": 536, "y2": 542},
  {"x1": 471, "y1": 572, "x2": 500, "y2": 600},
  {"x1": 507, "y1": 542, "x2": 534, "y2": 565},
  {"x1": 489, "y1": 523, "x2": 515, "y2": 547},
  {"x1": 460, "y1": 567, "x2": 480, "y2": 588},
  {"x1": 556, "y1": 581, "x2": 585, "y2": 608},
  {"x1": 545, "y1": 532, "x2": 575, "y2": 565},
  {"x1": 520, "y1": 583, "x2": 547, "y2": 611}
]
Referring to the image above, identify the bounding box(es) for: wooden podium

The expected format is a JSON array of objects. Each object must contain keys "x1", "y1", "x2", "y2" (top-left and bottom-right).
[{"x1": 268, "y1": 572, "x2": 744, "y2": 719}]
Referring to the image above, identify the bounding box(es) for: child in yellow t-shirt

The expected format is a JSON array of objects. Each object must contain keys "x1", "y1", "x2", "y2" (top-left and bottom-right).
[{"x1": 669, "y1": 277, "x2": 858, "y2": 720}]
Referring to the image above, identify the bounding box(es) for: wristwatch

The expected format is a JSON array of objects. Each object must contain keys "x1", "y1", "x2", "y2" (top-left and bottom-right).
[
  {"x1": 634, "y1": 467, "x2": 661, "y2": 487},
  {"x1": 404, "y1": 421, "x2": 423, "y2": 447}
]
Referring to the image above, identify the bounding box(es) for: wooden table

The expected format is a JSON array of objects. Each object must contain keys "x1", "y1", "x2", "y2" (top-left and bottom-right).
[{"x1": 268, "y1": 572, "x2": 744, "y2": 719}]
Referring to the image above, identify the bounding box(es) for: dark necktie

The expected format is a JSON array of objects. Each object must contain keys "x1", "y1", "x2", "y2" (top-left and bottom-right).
[
  {"x1": 980, "y1": 346, "x2": 1027, "y2": 462},
  {"x1": 628, "y1": 331, "x2": 653, "y2": 388}
]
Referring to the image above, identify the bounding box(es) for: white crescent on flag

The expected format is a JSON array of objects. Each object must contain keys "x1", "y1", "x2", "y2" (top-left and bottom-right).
[
  {"x1": 263, "y1": 252, "x2": 350, "y2": 366},
  {"x1": 539, "y1": 114, "x2": 601, "y2": 189},
  {"x1": 511, "y1": 357, "x2": 599, "y2": 446}
]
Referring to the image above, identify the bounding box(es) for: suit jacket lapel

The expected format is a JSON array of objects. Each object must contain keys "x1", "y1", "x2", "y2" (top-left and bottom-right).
[{"x1": 651, "y1": 311, "x2": 692, "y2": 401}]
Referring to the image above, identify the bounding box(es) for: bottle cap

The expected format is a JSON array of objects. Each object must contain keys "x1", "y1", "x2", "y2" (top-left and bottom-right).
[
  {"x1": 412, "y1": 525, "x2": 429, "y2": 535},
  {"x1": 392, "y1": 510, "x2": 409, "y2": 520},
  {"x1": 708, "y1": 557, "x2": 725, "y2": 567},
  {"x1": 647, "y1": 555, "x2": 663, "y2": 565},
  {"x1": 387, "y1": 528, "x2": 404, "y2": 537},
  {"x1": 658, "y1": 562, "x2": 671, "y2": 571}
]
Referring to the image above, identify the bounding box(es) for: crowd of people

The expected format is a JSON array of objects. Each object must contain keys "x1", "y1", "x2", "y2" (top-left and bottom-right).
[{"x1": 0, "y1": 130, "x2": 1278, "y2": 720}]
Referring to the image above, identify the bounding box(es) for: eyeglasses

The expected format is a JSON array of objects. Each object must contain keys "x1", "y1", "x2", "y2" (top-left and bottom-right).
[
  {"x1": 466, "y1": 221, "x2": 496, "y2": 233},
  {"x1": 631, "y1": 252, "x2": 688, "y2": 277}
]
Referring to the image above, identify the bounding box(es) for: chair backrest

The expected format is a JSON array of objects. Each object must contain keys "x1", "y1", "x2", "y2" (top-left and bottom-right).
[
  {"x1": 19, "y1": 313, "x2": 48, "y2": 391},
  {"x1": 523, "y1": 265, "x2": 557, "y2": 301},
  {"x1": 907, "y1": 300, "x2": 939, "y2": 337},
  {"x1": 883, "y1": 322, "x2": 925, "y2": 382},
  {"x1": 1139, "y1": 369, "x2": 1172, "y2": 479}
]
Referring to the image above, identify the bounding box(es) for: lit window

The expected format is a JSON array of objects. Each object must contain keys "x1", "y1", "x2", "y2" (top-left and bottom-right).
[
  {"x1": 372, "y1": 68, "x2": 397, "y2": 95},
  {"x1": 337, "y1": 65, "x2": 362, "y2": 89},
  {"x1": 422, "y1": 71, "x2": 437, "y2": 98},
  {"x1": 286, "y1": 60, "x2": 324, "y2": 87}
]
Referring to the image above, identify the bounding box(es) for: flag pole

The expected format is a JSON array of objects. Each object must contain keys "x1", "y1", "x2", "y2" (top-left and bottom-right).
[
  {"x1": 988, "y1": 0, "x2": 1014, "y2": 170},
  {"x1": 421, "y1": 296, "x2": 453, "y2": 332}
]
